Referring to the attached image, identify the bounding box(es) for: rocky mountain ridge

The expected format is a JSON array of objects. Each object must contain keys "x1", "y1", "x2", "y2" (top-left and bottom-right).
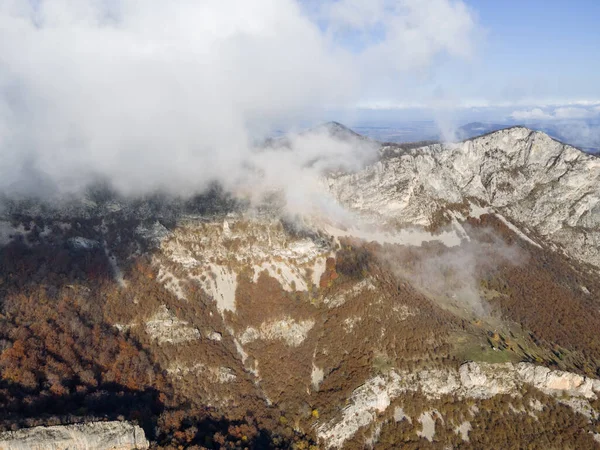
[
  {"x1": 1, "y1": 126, "x2": 600, "y2": 448},
  {"x1": 329, "y1": 126, "x2": 600, "y2": 269}
]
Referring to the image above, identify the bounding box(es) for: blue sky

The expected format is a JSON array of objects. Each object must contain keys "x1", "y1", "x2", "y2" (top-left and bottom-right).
[
  {"x1": 462, "y1": 0, "x2": 600, "y2": 105},
  {"x1": 306, "y1": 0, "x2": 600, "y2": 127},
  {"x1": 346, "y1": 0, "x2": 600, "y2": 108}
]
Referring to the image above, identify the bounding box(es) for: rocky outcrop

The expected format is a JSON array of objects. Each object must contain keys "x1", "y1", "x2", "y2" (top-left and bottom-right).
[
  {"x1": 155, "y1": 219, "x2": 332, "y2": 311},
  {"x1": 328, "y1": 127, "x2": 600, "y2": 268},
  {"x1": 460, "y1": 361, "x2": 600, "y2": 400},
  {"x1": 239, "y1": 317, "x2": 315, "y2": 347},
  {"x1": 318, "y1": 361, "x2": 600, "y2": 448},
  {"x1": 0, "y1": 421, "x2": 149, "y2": 450},
  {"x1": 145, "y1": 305, "x2": 201, "y2": 344}
]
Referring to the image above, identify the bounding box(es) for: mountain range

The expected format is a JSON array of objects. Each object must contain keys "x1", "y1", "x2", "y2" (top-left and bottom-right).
[{"x1": 0, "y1": 125, "x2": 599, "y2": 449}]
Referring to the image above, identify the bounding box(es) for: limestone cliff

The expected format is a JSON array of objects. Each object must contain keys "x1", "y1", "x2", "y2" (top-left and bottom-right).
[{"x1": 0, "y1": 422, "x2": 148, "y2": 450}]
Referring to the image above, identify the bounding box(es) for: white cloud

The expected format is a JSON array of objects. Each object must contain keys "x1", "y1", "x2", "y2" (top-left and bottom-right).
[
  {"x1": 511, "y1": 105, "x2": 600, "y2": 121},
  {"x1": 0, "y1": 0, "x2": 477, "y2": 199},
  {"x1": 510, "y1": 108, "x2": 553, "y2": 121},
  {"x1": 553, "y1": 107, "x2": 595, "y2": 119},
  {"x1": 553, "y1": 121, "x2": 600, "y2": 149},
  {"x1": 324, "y1": 0, "x2": 476, "y2": 67}
]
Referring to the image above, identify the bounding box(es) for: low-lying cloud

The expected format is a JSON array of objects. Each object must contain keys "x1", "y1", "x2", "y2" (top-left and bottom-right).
[
  {"x1": 510, "y1": 105, "x2": 600, "y2": 121},
  {"x1": 0, "y1": 0, "x2": 477, "y2": 205},
  {"x1": 378, "y1": 226, "x2": 526, "y2": 317},
  {"x1": 509, "y1": 104, "x2": 600, "y2": 151},
  {"x1": 510, "y1": 108, "x2": 553, "y2": 121}
]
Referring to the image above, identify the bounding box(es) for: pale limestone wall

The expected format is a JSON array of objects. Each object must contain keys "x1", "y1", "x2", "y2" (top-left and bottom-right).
[{"x1": 0, "y1": 421, "x2": 149, "y2": 450}]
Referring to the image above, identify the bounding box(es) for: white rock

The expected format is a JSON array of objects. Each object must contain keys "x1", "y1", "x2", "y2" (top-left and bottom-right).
[
  {"x1": 312, "y1": 365, "x2": 325, "y2": 390},
  {"x1": 0, "y1": 421, "x2": 149, "y2": 450},
  {"x1": 393, "y1": 407, "x2": 410, "y2": 423},
  {"x1": 416, "y1": 411, "x2": 437, "y2": 442},
  {"x1": 318, "y1": 361, "x2": 600, "y2": 448},
  {"x1": 145, "y1": 305, "x2": 201, "y2": 344},
  {"x1": 454, "y1": 421, "x2": 472, "y2": 441},
  {"x1": 239, "y1": 318, "x2": 314, "y2": 347},
  {"x1": 328, "y1": 128, "x2": 600, "y2": 268}
]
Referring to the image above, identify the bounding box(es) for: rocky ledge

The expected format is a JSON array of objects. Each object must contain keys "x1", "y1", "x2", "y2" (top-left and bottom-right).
[{"x1": 0, "y1": 421, "x2": 149, "y2": 450}]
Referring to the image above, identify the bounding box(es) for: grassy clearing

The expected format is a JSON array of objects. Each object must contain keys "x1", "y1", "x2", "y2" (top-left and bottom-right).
[{"x1": 450, "y1": 331, "x2": 522, "y2": 364}]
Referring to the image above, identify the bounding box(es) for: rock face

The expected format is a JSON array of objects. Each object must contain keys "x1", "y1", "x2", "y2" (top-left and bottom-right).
[
  {"x1": 329, "y1": 127, "x2": 600, "y2": 268},
  {"x1": 318, "y1": 361, "x2": 600, "y2": 448},
  {"x1": 0, "y1": 421, "x2": 149, "y2": 450},
  {"x1": 145, "y1": 304, "x2": 202, "y2": 344}
]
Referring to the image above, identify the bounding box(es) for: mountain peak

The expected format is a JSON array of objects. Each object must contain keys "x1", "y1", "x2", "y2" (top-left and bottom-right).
[
  {"x1": 315, "y1": 121, "x2": 364, "y2": 140},
  {"x1": 467, "y1": 126, "x2": 598, "y2": 160}
]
